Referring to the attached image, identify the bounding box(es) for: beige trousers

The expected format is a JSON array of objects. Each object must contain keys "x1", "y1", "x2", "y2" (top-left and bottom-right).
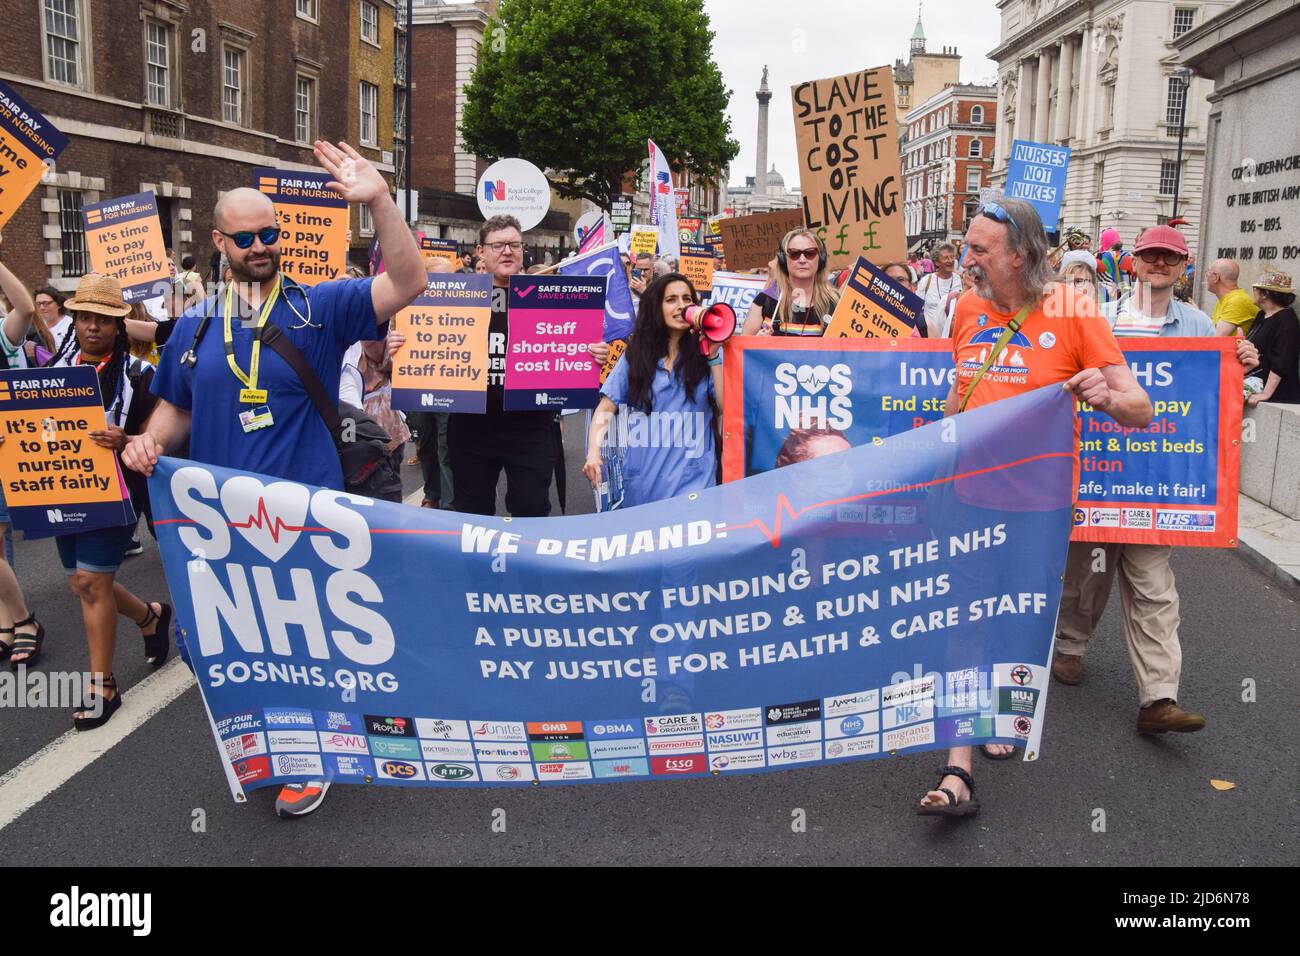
[{"x1": 1057, "y1": 541, "x2": 1182, "y2": 707}]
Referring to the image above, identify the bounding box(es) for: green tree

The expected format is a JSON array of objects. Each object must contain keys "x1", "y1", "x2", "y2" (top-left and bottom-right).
[{"x1": 461, "y1": 0, "x2": 739, "y2": 207}]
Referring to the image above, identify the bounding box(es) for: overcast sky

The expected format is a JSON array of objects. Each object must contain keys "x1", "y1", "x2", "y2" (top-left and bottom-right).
[{"x1": 702, "y1": 0, "x2": 1003, "y2": 191}]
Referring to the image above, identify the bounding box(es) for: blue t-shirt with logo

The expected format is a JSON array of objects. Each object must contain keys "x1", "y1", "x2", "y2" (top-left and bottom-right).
[
  {"x1": 152, "y1": 277, "x2": 379, "y2": 489},
  {"x1": 600, "y1": 354, "x2": 717, "y2": 508}
]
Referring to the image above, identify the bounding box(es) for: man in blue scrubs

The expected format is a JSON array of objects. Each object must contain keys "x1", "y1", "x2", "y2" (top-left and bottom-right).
[{"x1": 122, "y1": 140, "x2": 427, "y2": 819}]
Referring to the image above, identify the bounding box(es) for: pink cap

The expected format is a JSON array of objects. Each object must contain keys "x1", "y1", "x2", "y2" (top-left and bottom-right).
[
  {"x1": 1099, "y1": 228, "x2": 1122, "y2": 250},
  {"x1": 1133, "y1": 225, "x2": 1189, "y2": 256}
]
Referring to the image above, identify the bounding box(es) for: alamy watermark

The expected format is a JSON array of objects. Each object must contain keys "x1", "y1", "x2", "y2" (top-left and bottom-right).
[{"x1": 0, "y1": 666, "x2": 105, "y2": 716}]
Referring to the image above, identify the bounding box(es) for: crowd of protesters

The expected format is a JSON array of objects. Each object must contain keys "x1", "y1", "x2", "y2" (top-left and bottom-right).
[{"x1": 0, "y1": 131, "x2": 1294, "y2": 824}]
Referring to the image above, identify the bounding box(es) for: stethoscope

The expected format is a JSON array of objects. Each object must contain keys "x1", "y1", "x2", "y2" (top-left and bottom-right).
[
  {"x1": 281, "y1": 277, "x2": 318, "y2": 330},
  {"x1": 179, "y1": 277, "x2": 318, "y2": 367}
]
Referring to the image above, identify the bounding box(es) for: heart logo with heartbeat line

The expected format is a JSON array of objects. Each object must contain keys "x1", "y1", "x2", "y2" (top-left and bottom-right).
[
  {"x1": 220, "y1": 477, "x2": 312, "y2": 562},
  {"x1": 795, "y1": 364, "x2": 832, "y2": 394}
]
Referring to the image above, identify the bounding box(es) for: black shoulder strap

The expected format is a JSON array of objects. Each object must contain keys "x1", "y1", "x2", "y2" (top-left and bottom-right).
[{"x1": 260, "y1": 323, "x2": 343, "y2": 433}]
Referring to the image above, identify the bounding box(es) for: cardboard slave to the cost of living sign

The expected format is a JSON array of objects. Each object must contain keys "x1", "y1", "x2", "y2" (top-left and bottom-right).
[
  {"x1": 254, "y1": 168, "x2": 348, "y2": 283},
  {"x1": 722, "y1": 337, "x2": 1240, "y2": 548},
  {"x1": 82, "y1": 191, "x2": 172, "y2": 304},
  {"x1": 0, "y1": 79, "x2": 68, "y2": 230},
  {"x1": 792, "y1": 65, "x2": 906, "y2": 268},
  {"x1": 823, "y1": 256, "x2": 923, "y2": 339},
  {"x1": 390, "y1": 273, "x2": 493, "y2": 414},
  {"x1": 0, "y1": 366, "x2": 136, "y2": 539},
  {"x1": 503, "y1": 274, "x2": 607, "y2": 411}
]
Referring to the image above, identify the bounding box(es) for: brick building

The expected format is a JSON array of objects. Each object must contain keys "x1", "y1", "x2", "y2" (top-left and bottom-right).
[
  {"x1": 1, "y1": 0, "x2": 399, "y2": 291},
  {"x1": 901, "y1": 84, "x2": 998, "y2": 250}
]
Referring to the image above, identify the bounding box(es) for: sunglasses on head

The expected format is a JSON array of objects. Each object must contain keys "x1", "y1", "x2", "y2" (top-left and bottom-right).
[
  {"x1": 220, "y1": 227, "x2": 281, "y2": 249},
  {"x1": 785, "y1": 247, "x2": 820, "y2": 261},
  {"x1": 978, "y1": 201, "x2": 1020, "y2": 232}
]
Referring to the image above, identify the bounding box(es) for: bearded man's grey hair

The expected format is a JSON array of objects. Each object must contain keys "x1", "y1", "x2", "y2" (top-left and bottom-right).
[{"x1": 995, "y1": 197, "x2": 1057, "y2": 300}]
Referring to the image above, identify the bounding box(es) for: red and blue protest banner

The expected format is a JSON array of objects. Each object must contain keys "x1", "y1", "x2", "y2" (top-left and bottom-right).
[
  {"x1": 1071, "y1": 339, "x2": 1240, "y2": 547},
  {"x1": 723, "y1": 337, "x2": 1240, "y2": 547}
]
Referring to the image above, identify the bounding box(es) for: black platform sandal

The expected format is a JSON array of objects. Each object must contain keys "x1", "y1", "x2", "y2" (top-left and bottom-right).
[
  {"x1": 137, "y1": 602, "x2": 172, "y2": 667},
  {"x1": 73, "y1": 674, "x2": 122, "y2": 732},
  {"x1": 8, "y1": 612, "x2": 44, "y2": 670},
  {"x1": 916, "y1": 764, "x2": 980, "y2": 817},
  {"x1": 0, "y1": 626, "x2": 13, "y2": 664}
]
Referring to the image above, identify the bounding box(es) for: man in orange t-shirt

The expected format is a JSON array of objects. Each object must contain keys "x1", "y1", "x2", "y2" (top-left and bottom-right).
[{"x1": 918, "y1": 197, "x2": 1153, "y2": 819}]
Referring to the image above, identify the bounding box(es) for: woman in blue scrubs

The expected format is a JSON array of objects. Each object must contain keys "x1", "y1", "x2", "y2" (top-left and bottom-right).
[{"x1": 583, "y1": 273, "x2": 725, "y2": 507}]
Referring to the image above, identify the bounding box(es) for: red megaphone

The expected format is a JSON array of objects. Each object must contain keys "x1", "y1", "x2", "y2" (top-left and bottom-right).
[{"x1": 684, "y1": 302, "x2": 737, "y2": 355}]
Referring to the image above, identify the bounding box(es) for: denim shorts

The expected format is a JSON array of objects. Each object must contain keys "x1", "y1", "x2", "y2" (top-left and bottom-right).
[{"x1": 56, "y1": 523, "x2": 135, "y2": 574}]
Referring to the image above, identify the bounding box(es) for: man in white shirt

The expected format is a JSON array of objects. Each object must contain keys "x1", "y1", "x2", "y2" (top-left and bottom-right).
[{"x1": 918, "y1": 242, "x2": 960, "y2": 337}]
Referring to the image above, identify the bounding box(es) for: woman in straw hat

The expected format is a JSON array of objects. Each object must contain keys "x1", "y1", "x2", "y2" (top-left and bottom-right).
[
  {"x1": 0, "y1": 232, "x2": 46, "y2": 669},
  {"x1": 43, "y1": 273, "x2": 172, "y2": 730},
  {"x1": 1244, "y1": 270, "x2": 1300, "y2": 406}
]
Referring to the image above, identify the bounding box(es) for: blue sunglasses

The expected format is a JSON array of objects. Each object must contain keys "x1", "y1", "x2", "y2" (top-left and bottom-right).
[
  {"x1": 220, "y1": 226, "x2": 281, "y2": 249},
  {"x1": 978, "y1": 201, "x2": 1020, "y2": 232}
]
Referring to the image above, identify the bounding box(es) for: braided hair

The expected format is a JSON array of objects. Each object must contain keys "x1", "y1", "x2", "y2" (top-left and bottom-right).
[
  {"x1": 48, "y1": 319, "x2": 80, "y2": 365},
  {"x1": 97, "y1": 319, "x2": 131, "y2": 425}
]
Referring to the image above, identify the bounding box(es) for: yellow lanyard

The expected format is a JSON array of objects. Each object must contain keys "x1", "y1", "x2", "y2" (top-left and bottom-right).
[{"x1": 223, "y1": 278, "x2": 282, "y2": 404}]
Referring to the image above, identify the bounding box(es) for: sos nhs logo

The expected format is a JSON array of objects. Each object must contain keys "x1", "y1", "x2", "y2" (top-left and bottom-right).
[
  {"x1": 164, "y1": 467, "x2": 396, "y2": 670},
  {"x1": 773, "y1": 361, "x2": 853, "y2": 430}
]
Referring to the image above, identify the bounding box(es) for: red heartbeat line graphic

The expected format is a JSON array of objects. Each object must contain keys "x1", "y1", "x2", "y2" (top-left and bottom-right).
[
  {"x1": 153, "y1": 451, "x2": 1073, "y2": 547},
  {"x1": 721, "y1": 451, "x2": 1075, "y2": 548},
  {"x1": 228, "y1": 498, "x2": 328, "y2": 541},
  {"x1": 154, "y1": 493, "x2": 460, "y2": 537}
]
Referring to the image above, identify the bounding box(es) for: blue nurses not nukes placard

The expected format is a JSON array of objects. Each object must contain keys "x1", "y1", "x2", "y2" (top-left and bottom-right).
[{"x1": 1004, "y1": 139, "x2": 1071, "y2": 231}]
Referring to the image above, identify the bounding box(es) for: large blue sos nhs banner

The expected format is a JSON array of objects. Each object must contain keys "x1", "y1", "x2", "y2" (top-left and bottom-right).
[
  {"x1": 151, "y1": 385, "x2": 1076, "y2": 798},
  {"x1": 723, "y1": 337, "x2": 1239, "y2": 548}
]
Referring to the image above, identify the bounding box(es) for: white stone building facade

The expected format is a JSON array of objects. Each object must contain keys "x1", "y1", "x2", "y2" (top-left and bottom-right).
[{"x1": 989, "y1": 0, "x2": 1236, "y2": 252}]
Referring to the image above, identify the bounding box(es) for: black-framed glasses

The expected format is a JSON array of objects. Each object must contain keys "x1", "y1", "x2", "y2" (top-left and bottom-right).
[
  {"x1": 483, "y1": 241, "x2": 523, "y2": 253},
  {"x1": 1136, "y1": 250, "x2": 1186, "y2": 266},
  {"x1": 786, "y1": 247, "x2": 820, "y2": 261},
  {"x1": 978, "y1": 201, "x2": 1020, "y2": 232},
  {"x1": 220, "y1": 227, "x2": 281, "y2": 249}
]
